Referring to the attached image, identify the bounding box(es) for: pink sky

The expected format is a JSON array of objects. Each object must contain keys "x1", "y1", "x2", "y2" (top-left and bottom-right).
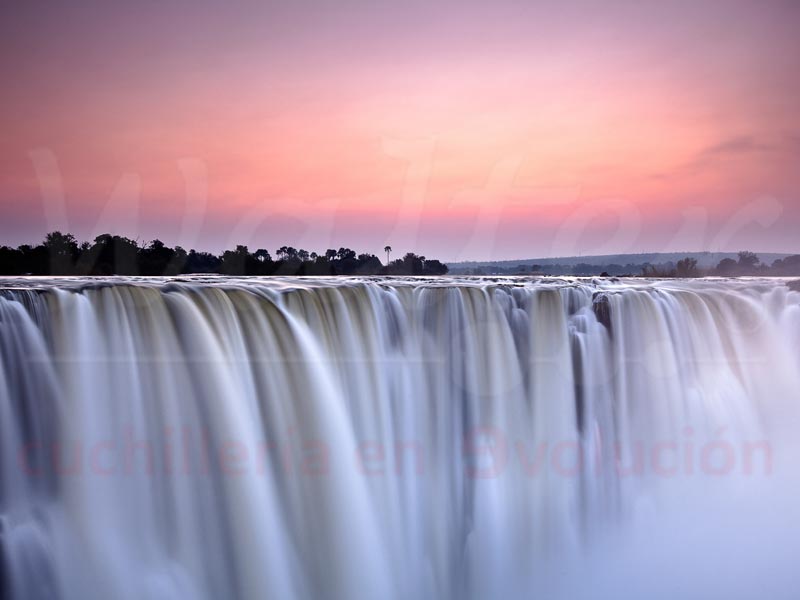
[{"x1": 1, "y1": 0, "x2": 799, "y2": 261}]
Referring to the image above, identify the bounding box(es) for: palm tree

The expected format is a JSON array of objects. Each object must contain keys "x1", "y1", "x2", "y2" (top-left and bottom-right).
[{"x1": 384, "y1": 245, "x2": 392, "y2": 265}]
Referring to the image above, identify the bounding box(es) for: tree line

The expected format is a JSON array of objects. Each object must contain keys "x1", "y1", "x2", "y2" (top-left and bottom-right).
[
  {"x1": 454, "y1": 251, "x2": 800, "y2": 277},
  {"x1": 0, "y1": 232, "x2": 449, "y2": 276},
  {"x1": 641, "y1": 251, "x2": 800, "y2": 277}
]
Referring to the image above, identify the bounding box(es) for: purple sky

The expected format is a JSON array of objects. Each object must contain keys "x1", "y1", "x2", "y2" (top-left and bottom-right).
[{"x1": 1, "y1": 0, "x2": 799, "y2": 260}]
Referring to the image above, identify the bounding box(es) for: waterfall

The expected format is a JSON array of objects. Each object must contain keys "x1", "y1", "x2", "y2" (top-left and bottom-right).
[{"x1": 1, "y1": 277, "x2": 799, "y2": 599}]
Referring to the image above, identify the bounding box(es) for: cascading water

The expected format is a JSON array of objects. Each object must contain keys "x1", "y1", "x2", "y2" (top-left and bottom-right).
[{"x1": 1, "y1": 277, "x2": 799, "y2": 599}]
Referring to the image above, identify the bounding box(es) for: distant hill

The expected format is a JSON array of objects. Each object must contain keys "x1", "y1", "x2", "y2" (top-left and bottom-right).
[{"x1": 447, "y1": 251, "x2": 792, "y2": 275}]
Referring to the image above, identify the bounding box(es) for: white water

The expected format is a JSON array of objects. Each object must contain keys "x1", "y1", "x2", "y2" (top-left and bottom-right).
[{"x1": 1, "y1": 276, "x2": 799, "y2": 599}]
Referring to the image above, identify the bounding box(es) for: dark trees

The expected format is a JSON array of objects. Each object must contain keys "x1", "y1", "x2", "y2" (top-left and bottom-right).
[
  {"x1": 0, "y1": 232, "x2": 451, "y2": 277},
  {"x1": 676, "y1": 257, "x2": 699, "y2": 277}
]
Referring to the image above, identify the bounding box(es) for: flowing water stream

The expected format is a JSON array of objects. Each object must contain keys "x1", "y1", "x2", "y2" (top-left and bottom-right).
[{"x1": 1, "y1": 277, "x2": 799, "y2": 599}]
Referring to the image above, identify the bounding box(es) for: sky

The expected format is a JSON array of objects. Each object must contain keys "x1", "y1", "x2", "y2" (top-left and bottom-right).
[{"x1": 1, "y1": 0, "x2": 799, "y2": 261}]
